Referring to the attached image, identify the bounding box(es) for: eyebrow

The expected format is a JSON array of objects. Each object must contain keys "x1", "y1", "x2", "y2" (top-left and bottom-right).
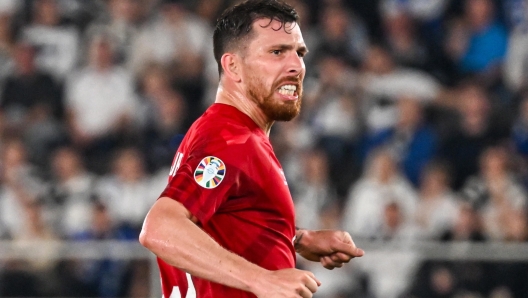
[{"x1": 272, "y1": 44, "x2": 309, "y2": 55}]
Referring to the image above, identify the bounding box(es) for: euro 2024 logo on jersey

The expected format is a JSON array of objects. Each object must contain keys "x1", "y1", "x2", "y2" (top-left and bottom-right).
[{"x1": 194, "y1": 156, "x2": 226, "y2": 189}]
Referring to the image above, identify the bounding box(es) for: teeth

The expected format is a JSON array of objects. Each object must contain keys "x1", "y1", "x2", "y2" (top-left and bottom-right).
[
  {"x1": 278, "y1": 89, "x2": 295, "y2": 96},
  {"x1": 278, "y1": 84, "x2": 297, "y2": 96},
  {"x1": 279, "y1": 84, "x2": 297, "y2": 91}
]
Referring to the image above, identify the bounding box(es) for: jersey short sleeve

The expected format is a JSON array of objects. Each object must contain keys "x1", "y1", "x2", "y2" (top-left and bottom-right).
[{"x1": 160, "y1": 129, "x2": 248, "y2": 225}]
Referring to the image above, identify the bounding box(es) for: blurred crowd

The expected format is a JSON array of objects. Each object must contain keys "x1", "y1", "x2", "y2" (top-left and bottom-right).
[{"x1": 0, "y1": 0, "x2": 528, "y2": 297}]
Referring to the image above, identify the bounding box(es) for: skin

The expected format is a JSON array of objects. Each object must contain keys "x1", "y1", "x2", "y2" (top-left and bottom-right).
[
  {"x1": 217, "y1": 19, "x2": 306, "y2": 135},
  {"x1": 140, "y1": 18, "x2": 364, "y2": 298}
]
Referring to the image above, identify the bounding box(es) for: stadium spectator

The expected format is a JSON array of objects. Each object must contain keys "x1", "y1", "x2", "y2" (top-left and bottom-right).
[
  {"x1": 380, "y1": 9, "x2": 430, "y2": 71},
  {"x1": 131, "y1": 0, "x2": 213, "y2": 121},
  {"x1": 511, "y1": 92, "x2": 528, "y2": 154},
  {"x1": 0, "y1": 41, "x2": 63, "y2": 126},
  {"x1": 68, "y1": 201, "x2": 136, "y2": 297},
  {"x1": 358, "y1": 44, "x2": 441, "y2": 133},
  {"x1": 414, "y1": 161, "x2": 459, "y2": 239},
  {"x1": 412, "y1": 202, "x2": 490, "y2": 298},
  {"x1": 354, "y1": 200, "x2": 420, "y2": 298},
  {"x1": 0, "y1": 41, "x2": 65, "y2": 166},
  {"x1": 444, "y1": 0, "x2": 508, "y2": 85},
  {"x1": 0, "y1": 9, "x2": 14, "y2": 84},
  {"x1": 504, "y1": 37, "x2": 528, "y2": 94},
  {"x1": 292, "y1": 149, "x2": 340, "y2": 231},
  {"x1": 440, "y1": 202, "x2": 486, "y2": 241},
  {"x1": 9, "y1": 199, "x2": 60, "y2": 296},
  {"x1": 292, "y1": 149, "x2": 350, "y2": 298},
  {"x1": 460, "y1": 146, "x2": 527, "y2": 240},
  {"x1": 305, "y1": 52, "x2": 361, "y2": 189},
  {"x1": 504, "y1": 19, "x2": 528, "y2": 93},
  {"x1": 376, "y1": 200, "x2": 420, "y2": 242},
  {"x1": 440, "y1": 82, "x2": 510, "y2": 189},
  {"x1": 379, "y1": 0, "x2": 451, "y2": 24},
  {"x1": 65, "y1": 32, "x2": 139, "y2": 173},
  {"x1": 0, "y1": 137, "x2": 46, "y2": 239},
  {"x1": 137, "y1": 62, "x2": 188, "y2": 171},
  {"x1": 361, "y1": 96, "x2": 438, "y2": 186},
  {"x1": 47, "y1": 146, "x2": 98, "y2": 237},
  {"x1": 342, "y1": 148, "x2": 418, "y2": 238},
  {"x1": 83, "y1": 0, "x2": 146, "y2": 66},
  {"x1": 128, "y1": 0, "x2": 210, "y2": 74},
  {"x1": 21, "y1": 0, "x2": 80, "y2": 79},
  {"x1": 310, "y1": 3, "x2": 369, "y2": 68},
  {"x1": 271, "y1": 117, "x2": 317, "y2": 191},
  {"x1": 96, "y1": 147, "x2": 165, "y2": 234}
]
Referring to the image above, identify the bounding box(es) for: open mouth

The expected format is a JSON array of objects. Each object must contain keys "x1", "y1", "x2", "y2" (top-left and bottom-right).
[{"x1": 277, "y1": 84, "x2": 298, "y2": 97}]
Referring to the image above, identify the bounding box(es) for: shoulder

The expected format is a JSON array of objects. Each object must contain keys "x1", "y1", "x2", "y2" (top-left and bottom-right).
[
  {"x1": 488, "y1": 22, "x2": 508, "y2": 35},
  {"x1": 67, "y1": 68, "x2": 91, "y2": 84},
  {"x1": 414, "y1": 126, "x2": 437, "y2": 140},
  {"x1": 194, "y1": 107, "x2": 256, "y2": 144},
  {"x1": 185, "y1": 112, "x2": 257, "y2": 162},
  {"x1": 349, "y1": 178, "x2": 375, "y2": 195}
]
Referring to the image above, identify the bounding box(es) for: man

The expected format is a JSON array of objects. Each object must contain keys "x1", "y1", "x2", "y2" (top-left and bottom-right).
[{"x1": 139, "y1": 1, "x2": 364, "y2": 297}]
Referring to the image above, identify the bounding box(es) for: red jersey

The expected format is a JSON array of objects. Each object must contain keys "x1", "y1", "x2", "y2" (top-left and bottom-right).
[{"x1": 158, "y1": 103, "x2": 296, "y2": 298}]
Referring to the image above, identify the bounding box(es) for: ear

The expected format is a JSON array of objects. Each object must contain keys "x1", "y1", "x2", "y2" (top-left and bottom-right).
[{"x1": 221, "y1": 53, "x2": 242, "y2": 82}]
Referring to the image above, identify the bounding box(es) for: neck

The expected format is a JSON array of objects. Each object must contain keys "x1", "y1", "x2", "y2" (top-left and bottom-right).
[{"x1": 215, "y1": 81, "x2": 273, "y2": 136}]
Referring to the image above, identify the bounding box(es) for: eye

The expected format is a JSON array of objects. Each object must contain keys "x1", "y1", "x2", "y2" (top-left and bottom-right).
[
  {"x1": 271, "y1": 49, "x2": 282, "y2": 55},
  {"x1": 297, "y1": 51, "x2": 305, "y2": 58}
]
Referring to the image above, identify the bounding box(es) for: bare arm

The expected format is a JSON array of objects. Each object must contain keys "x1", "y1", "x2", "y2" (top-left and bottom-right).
[{"x1": 140, "y1": 197, "x2": 320, "y2": 297}]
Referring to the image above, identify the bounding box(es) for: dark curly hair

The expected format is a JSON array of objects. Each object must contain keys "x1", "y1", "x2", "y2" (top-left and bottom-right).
[{"x1": 213, "y1": 0, "x2": 300, "y2": 76}]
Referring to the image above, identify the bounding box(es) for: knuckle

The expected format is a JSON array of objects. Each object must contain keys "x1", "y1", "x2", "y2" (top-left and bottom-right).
[{"x1": 294, "y1": 283, "x2": 304, "y2": 293}]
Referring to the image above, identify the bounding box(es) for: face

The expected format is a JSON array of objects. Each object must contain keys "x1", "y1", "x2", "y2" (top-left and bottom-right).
[
  {"x1": 364, "y1": 45, "x2": 394, "y2": 74},
  {"x1": 481, "y1": 148, "x2": 507, "y2": 176},
  {"x1": 370, "y1": 151, "x2": 396, "y2": 182},
  {"x1": 110, "y1": 0, "x2": 142, "y2": 23},
  {"x1": 52, "y1": 148, "x2": 81, "y2": 179},
  {"x1": 384, "y1": 202, "x2": 402, "y2": 230},
  {"x1": 36, "y1": 0, "x2": 59, "y2": 26},
  {"x1": 422, "y1": 168, "x2": 447, "y2": 192},
  {"x1": 397, "y1": 97, "x2": 422, "y2": 128},
  {"x1": 14, "y1": 44, "x2": 36, "y2": 74},
  {"x1": 90, "y1": 38, "x2": 114, "y2": 69},
  {"x1": 240, "y1": 18, "x2": 307, "y2": 121},
  {"x1": 466, "y1": 0, "x2": 493, "y2": 28},
  {"x1": 114, "y1": 149, "x2": 144, "y2": 181}
]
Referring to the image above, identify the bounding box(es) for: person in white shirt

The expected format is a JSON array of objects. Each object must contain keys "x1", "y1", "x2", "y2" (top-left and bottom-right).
[
  {"x1": 22, "y1": 0, "x2": 80, "y2": 80},
  {"x1": 65, "y1": 33, "x2": 139, "y2": 173},
  {"x1": 415, "y1": 161, "x2": 459, "y2": 239},
  {"x1": 342, "y1": 148, "x2": 418, "y2": 238},
  {"x1": 96, "y1": 147, "x2": 166, "y2": 233}
]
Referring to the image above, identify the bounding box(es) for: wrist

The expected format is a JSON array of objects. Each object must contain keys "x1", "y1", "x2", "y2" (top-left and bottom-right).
[
  {"x1": 294, "y1": 227, "x2": 311, "y2": 252},
  {"x1": 248, "y1": 268, "x2": 271, "y2": 296}
]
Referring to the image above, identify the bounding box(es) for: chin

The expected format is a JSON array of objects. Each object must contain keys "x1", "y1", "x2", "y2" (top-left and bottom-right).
[
  {"x1": 266, "y1": 105, "x2": 300, "y2": 121},
  {"x1": 259, "y1": 97, "x2": 300, "y2": 121}
]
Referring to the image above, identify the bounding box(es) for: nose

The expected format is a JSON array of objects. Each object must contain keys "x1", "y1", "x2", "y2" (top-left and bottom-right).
[{"x1": 286, "y1": 52, "x2": 304, "y2": 76}]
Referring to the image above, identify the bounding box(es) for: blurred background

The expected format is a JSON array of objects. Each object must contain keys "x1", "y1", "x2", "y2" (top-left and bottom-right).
[{"x1": 0, "y1": 0, "x2": 527, "y2": 297}]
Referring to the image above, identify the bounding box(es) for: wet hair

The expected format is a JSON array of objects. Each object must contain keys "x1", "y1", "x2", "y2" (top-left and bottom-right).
[{"x1": 213, "y1": 0, "x2": 299, "y2": 76}]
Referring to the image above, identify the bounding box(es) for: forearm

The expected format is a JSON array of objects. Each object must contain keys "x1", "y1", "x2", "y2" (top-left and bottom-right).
[{"x1": 140, "y1": 197, "x2": 267, "y2": 294}]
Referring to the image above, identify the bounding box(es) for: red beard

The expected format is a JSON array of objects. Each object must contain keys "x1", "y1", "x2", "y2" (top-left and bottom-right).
[{"x1": 247, "y1": 75, "x2": 302, "y2": 121}]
